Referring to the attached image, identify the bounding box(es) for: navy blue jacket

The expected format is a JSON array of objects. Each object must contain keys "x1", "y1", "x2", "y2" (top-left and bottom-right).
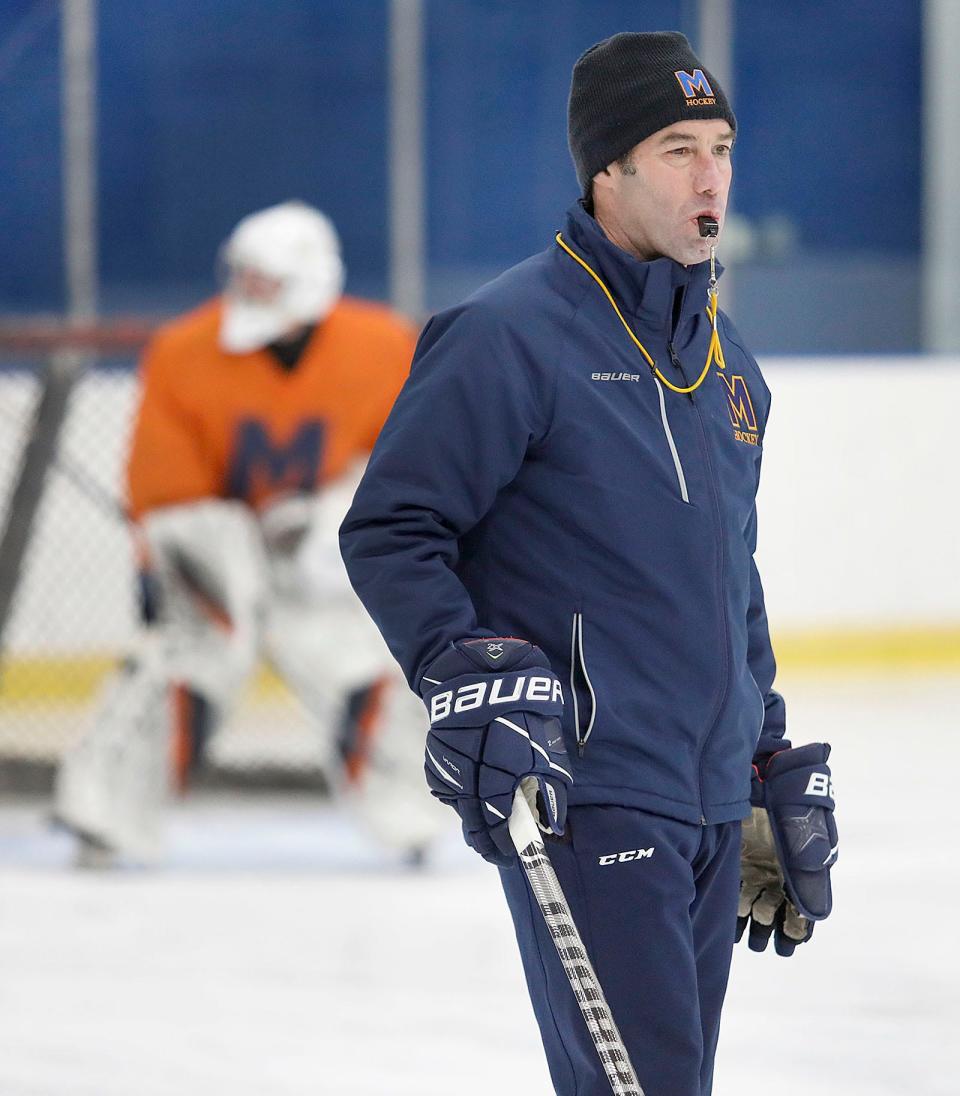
[{"x1": 340, "y1": 202, "x2": 786, "y2": 825}]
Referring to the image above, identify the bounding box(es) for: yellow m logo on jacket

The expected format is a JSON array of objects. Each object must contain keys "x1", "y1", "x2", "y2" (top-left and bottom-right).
[{"x1": 718, "y1": 375, "x2": 759, "y2": 445}]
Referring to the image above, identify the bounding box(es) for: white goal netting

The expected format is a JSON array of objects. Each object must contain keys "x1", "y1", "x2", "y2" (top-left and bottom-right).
[{"x1": 0, "y1": 329, "x2": 323, "y2": 787}]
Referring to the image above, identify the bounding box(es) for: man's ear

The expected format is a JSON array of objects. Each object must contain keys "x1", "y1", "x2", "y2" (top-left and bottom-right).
[{"x1": 591, "y1": 165, "x2": 615, "y2": 196}]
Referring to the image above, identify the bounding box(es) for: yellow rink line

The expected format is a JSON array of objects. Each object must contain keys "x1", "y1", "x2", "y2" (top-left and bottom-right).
[
  {"x1": 0, "y1": 656, "x2": 295, "y2": 706},
  {"x1": 772, "y1": 626, "x2": 960, "y2": 674},
  {"x1": 1, "y1": 626, "x2": 959, "y2": 705}
]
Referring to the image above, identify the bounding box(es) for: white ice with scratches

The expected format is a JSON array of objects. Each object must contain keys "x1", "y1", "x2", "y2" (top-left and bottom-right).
[{"x1": 0, "y1": 674, "x2": 956, "y2": 1095}]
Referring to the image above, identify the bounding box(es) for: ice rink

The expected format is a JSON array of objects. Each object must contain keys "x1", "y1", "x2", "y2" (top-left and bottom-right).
[{"x1": 1, "y1": 670, "x2": 956, "y2": 1096}]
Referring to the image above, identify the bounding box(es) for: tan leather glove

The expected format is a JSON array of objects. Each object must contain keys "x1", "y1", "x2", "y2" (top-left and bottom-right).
[{"x1": 737, "y1": 806, "x2": 812, "y2": 956}]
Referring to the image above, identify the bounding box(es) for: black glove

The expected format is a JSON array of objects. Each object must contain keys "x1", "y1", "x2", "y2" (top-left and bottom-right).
[
  {"x1": 420, "y1": 638, "x2": 572, "y2": 866},
  {"x1": 737, "y1": 742, "x2": 838, "y2": 956}
]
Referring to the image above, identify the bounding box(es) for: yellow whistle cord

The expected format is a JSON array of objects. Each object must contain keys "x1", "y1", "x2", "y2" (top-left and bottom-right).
[{"x1": 555, "y1": 232, "x2": 725, "y2": 395}]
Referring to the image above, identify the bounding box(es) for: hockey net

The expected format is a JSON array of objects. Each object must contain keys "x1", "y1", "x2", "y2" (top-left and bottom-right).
[{"x1": 0, "y1": 321, "x2": 323, "y2": 791}]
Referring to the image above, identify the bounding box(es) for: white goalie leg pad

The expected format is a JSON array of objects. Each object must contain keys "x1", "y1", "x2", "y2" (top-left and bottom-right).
[
  {"x1": 344, "y1": 671, "x2": 449, "y2": 853},
  {"x1": 259, "y1": 470, "x2": 447, "y2": 853},
  {"x1": 54, "y1": 501, "x2": 269, "y2": 862},
  {"x1": 263, "y1": 592, "x2": 446, "y2": 853},
  {"x1": 262, "y1": 595, "x2": 390, "y2": 777},
  {"x1": 264, "y1": 591, "x2": 394, "y2": 700},
  {"x1": 54, "y1": 636, "x2": 174, "y2": 863}
]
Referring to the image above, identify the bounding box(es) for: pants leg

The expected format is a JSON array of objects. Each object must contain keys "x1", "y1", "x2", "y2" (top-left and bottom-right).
[
  {"x1": 690, "y1": 820, "x2": 741, "y2": 1096},
  {"x1": 499, "y1": 805, "x2": 740, "y2": 1096}
]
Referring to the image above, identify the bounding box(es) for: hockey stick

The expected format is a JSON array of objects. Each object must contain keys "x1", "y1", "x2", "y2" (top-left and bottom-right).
[{"x1": 509, "y1": 784, "x2": 644, "y2": 1096}]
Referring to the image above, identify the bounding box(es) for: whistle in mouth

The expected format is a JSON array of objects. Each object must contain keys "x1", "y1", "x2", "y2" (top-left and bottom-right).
[{"x1": 697, "y1": 216, "x2": 719, "y2": 238}]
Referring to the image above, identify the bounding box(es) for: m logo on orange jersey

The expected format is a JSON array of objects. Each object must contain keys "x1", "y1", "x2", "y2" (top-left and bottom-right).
[
  {"x1": 718, "y1": 375, "x2": 759, "y2": 446},
  {"x1": 227, "y1": 419, "x2": 325, "y2": 504}
]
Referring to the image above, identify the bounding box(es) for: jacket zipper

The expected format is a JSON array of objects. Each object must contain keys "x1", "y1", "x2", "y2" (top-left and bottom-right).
[
  {"x1": 653, "y1": 374, "x2": 689, "y2": 503},
  {"x1": 668, "y1": 341, "x2": 692, "y2": 397},
  {"x1": 689, "y1": 403, "x2": 730, "y2": 824},
  {"x1": 569, "y1": 612, "x2": 597, "y2": 757},
  {"x1": 667, "y1": 293, "x2": 725, "y2": 823},
  {"x1": 659, "y1": 290, "x2": 691, "y2": 500}
]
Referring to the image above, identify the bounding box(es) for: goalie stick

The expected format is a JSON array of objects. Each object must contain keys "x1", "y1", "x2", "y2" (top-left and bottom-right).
[{"x1": 509, "y1": 784, "x2": 644, "y2": 1096}]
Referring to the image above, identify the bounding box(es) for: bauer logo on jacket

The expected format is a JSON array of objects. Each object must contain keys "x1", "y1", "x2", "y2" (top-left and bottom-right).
[
  {"x1": 591, "y1": 371, "x2": 641, "y2": 383},
  {"x1": 674, "y1": 68, "x2": 716, "y2": 106},
  {"x1": 718, "y1": 374, "x2": 760, "y2": 446}
]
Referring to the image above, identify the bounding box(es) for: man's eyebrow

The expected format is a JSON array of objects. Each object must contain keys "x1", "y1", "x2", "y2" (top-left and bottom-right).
[{"x1": 659, "y1": 130, "x2": 736, "y2": 144}]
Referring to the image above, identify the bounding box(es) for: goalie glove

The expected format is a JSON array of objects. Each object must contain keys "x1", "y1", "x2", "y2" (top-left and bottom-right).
[
  {"x1": 738, "y1": 742, "x2": 838, "y2": 956},
  {"x1": 420, "y1": 638, "x2": 572, "y2": 867}
]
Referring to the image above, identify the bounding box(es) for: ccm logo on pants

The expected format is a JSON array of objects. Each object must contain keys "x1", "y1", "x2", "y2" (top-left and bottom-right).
[{"x1": 598, "y1": 848, "x2": 655, "y2": 865}]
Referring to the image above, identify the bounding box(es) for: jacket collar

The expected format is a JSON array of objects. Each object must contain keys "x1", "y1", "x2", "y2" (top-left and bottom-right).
[{"x1": 561, "y1": 201, "x2": 722, "y2": 335}]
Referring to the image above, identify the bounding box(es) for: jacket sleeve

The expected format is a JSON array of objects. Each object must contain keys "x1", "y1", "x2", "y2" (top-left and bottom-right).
[
  {"x1": 339, "y1": 301, "x2": 553, "y2": 691},
  {"x1": 744, "y1": 501, "x2": 787, "y2": 756}
]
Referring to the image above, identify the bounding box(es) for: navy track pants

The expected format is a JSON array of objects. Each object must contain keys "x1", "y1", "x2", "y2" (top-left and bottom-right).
[{"x1": 499, "y1": 804, "x2": 741, "y2": 1096}]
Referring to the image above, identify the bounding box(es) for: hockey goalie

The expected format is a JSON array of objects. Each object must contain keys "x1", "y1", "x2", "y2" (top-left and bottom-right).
[{"x1": 54, "y1": 201, "x2": 444, "y2": 865}]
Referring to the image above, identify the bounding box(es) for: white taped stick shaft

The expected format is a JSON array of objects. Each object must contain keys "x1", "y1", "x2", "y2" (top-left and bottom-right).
[
  {"x1": 509, "y1": 785, "x2": 644, "y2": 1096},
  {"x1": 507, "y1": 783, "x2": 543, "y2": 848}
]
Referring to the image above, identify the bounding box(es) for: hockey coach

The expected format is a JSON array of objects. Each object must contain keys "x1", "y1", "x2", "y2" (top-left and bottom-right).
[{"x1": 341, "y1": 31, "x2": 838, "y2": 1096}]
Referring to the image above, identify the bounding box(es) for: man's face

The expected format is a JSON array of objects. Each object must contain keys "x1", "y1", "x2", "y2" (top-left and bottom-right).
[{"x1": 592, "y1": 119, "x2": 734, "y2": 265}]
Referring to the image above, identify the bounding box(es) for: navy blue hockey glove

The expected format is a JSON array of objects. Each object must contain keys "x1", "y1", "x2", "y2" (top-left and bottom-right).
[
  {"x1": 420, "y1": 638, "x2": 572, "y2": 867},
  {"x1": 737, "y1": 742, "x2": 838, "y2": 956}
]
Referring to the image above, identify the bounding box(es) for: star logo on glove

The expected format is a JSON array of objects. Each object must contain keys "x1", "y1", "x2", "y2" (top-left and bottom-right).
[{"x1": 783, "y1": 808, "x2": 832, "y2": 860}]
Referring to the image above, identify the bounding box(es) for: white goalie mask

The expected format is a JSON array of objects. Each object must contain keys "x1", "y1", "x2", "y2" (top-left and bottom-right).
[{"x1": 218, "y1": 201, "x2": 346, "y2": 353}]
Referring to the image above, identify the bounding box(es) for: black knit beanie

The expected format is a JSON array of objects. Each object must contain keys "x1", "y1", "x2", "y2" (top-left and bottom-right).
[{"x1": 568, "y1": 31, "x2": 736, "y2": 196}]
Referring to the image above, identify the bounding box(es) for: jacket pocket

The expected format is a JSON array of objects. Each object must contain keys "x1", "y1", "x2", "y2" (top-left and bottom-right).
[{"x1": 569, "y1": 611, "x2": 597, "y2": 756}]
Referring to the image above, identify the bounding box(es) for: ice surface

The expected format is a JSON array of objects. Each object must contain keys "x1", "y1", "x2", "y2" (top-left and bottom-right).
[{"x1": 0, "y1": 673, "x2": 957, "y2": 1095}]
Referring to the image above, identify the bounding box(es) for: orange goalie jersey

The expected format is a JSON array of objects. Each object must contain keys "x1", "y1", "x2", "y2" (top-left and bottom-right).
[{"x1": 127, "y1": 296, "x2": 418, "y2": 519}]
